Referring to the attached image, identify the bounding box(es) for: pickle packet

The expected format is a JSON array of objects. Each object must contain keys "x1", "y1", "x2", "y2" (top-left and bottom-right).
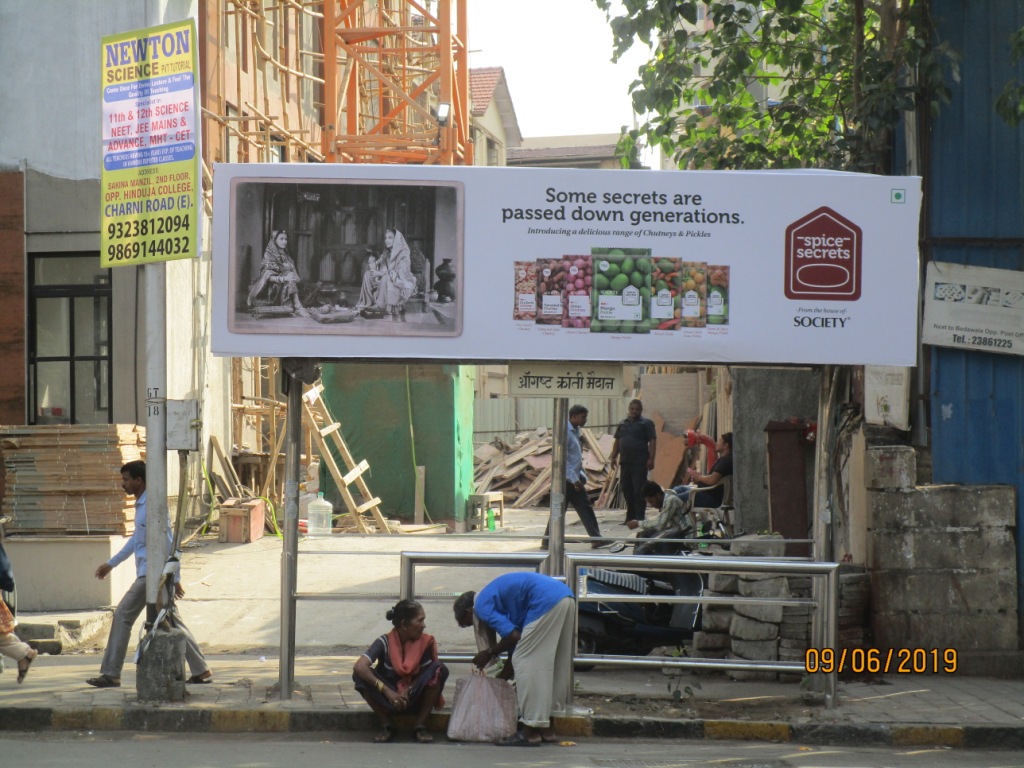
[
  {"x1": 707, "y1": 265, "x2": 729, "y2": 326},
  {"x1": 590, "y1": 247, "x2": 651, "y2": 334},
  {"x1": 650, "y1": 257, "x2": 682, "y2": 331},
  {"x1": 679, "y1": 261, "x2": 708, "y2": 328},
  {"x1": 535, "y1": 257, "x2": 566, "y2": 326},
  {"x1": 513, "y1": 260, "x2": 537, "y2": 321}
]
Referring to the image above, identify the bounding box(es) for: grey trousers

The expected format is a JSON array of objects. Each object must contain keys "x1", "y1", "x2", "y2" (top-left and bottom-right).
[
  {"x1": 511, "y1": 596, "x2": 575, "y2": 728},
  {"x1": 100, "y1": 577, "x2": 209, "y2": 679}
]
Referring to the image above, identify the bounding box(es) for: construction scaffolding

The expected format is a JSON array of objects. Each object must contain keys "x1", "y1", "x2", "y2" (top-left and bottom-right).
[{"x1": 207, "y1": 0, "x2": 470, "y2": 171}]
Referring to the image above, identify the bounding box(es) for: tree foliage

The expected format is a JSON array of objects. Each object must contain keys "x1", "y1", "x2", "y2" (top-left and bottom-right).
[
  {"x1": 596, "y1": 0, "x2": 961, "y2": 172},
  {"x1": 995, "y1": 26, "x2": 1024, "y2": 126}
]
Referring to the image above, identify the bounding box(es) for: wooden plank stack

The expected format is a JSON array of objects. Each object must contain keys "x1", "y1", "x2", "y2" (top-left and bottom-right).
[
  {"x1": 473, "y1": 427, "x2": 620, "y2": 508},
  {"x1": 0, "y1": 424, "x2": 145, "y2": 535}
]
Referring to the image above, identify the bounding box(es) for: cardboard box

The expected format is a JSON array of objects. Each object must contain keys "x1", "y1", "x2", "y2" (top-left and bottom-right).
[{"x1": 219, "y1": 499, "x2": 266, "y2": 543}]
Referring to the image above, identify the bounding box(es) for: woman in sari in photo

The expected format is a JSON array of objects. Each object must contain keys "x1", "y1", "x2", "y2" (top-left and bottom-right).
[
  {"x1": 247, "y1": 230, "x2": 307, "y2": 316},
  {"x1": 377, "y1": 229, "x2": 416, "y2": 321}
]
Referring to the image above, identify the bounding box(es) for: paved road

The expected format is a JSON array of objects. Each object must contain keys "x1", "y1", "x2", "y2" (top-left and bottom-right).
[{"x1": 2, "y1": 732, "x2": 1021, "y2": 767}]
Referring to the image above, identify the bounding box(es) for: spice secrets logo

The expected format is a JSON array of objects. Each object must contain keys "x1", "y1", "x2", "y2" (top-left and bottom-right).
[{"x1": 784, "y1": 207, "x2": 862, "y2": 301}]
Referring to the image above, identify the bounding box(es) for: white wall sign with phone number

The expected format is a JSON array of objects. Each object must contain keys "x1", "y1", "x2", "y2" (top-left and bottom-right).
[{"x1": 922, "y1": 261, "x2": 1024, "y2": 357}]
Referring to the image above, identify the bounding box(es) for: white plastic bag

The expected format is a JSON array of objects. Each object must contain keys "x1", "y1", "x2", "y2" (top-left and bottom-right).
[{"x1": 446, "y1": 672, "x2": 518, "y2": 742}]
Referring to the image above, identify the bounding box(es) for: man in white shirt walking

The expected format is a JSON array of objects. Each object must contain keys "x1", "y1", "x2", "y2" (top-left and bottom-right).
[{"x1": 86, "y1": 460, "x2": 212, "y2": 688}]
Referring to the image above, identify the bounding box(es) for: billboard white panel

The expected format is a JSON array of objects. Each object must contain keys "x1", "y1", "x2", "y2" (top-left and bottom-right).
[{"x1": 212, "y1": 164, "x2": 921, "y2": 365}]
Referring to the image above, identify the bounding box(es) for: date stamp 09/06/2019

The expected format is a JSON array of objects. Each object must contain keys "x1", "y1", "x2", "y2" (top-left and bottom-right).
[{"x1": 804, "y1": 647, "x2": 958, "y2": 675}]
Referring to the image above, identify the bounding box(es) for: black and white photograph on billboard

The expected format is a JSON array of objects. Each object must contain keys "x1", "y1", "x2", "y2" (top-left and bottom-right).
[{"x1": 227, "y1": 178, "x2": 464, "y2": 337}]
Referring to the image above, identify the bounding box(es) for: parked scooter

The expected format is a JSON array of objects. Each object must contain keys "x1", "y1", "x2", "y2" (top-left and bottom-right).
[{"x1": 576, "y1": 522, "x2": 716, "y2": 665}]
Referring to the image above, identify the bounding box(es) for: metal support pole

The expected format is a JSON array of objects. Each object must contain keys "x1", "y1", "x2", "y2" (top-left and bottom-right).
[
  {"x1": 544, "y1": 398, "x2": 568, "y2": 578},
  {"x1": 278, "y1": 370, "x2": 302, "y2": 699},
  {"x1": 810, "y1": 365, "x2": 836, "y2": 695},
  {"x1": 144, "y1": 262, "x2": 168, "y2": 615},
  {"x1": 825, "y1": 564, "x2": 839, "y2": 707}
]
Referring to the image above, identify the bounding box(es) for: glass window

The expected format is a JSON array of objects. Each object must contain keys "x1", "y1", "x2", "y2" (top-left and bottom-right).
[
  {"x1": 75, "y1": 296, "x2": 109, "y2": 358},
  {"x1": 36, "y1": 297, "x2": 70, "y2": 357},
  {"x1": 34, "y1": 361, "x2": 71, "y2": 424},
  {"x1": 75, "y1": 360, "x2": 109, "y2": 423},
  {"x1": 28, "y1": 252, "x2": 112, "y2": 425},
  {"x1": 34, "y1": 255, "x2": 109, "y2": 286}
]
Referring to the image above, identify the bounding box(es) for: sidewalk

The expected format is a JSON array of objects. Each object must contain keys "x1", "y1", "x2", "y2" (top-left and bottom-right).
[
  {"x1": 3, "y1": 508, "x2": 1023, "y2": 749},
  {"x1": 1, "y1": 651, "x2": 1022, "y2": 749}
]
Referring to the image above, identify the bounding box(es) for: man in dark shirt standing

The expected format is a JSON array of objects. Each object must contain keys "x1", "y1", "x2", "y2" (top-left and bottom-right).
[{"x1": 609, "y1": 399, "x2": 657, "y2": 524}]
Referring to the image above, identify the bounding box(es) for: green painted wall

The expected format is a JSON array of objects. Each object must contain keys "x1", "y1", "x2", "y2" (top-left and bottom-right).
[{"x1": 318, "y1": 363, "x2": 474, "y2": 523}]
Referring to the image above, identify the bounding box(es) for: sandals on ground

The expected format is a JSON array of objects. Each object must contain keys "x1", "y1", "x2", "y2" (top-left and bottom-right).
[
  {"x1": 413, "y1": 726, "x2": 433, "y2": 743},
  {"x1": 495, "y1": 730, "x2": 541, "y2": 747},
  {"x1": 85, "y1": 674, "x2": 121, "y2": 688},
  {"x1": 17, "y1": 649, "x2": 37, "y2": 684},
  {"x1": 373, "y1": 724, "x2": 394, "y2": 743}
]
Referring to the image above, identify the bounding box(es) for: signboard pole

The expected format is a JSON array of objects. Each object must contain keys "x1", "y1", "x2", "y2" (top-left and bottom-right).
[
  {"x1": 144, "y1": 263, "x2": 168, "y2": 613},
  {"x1": 279, "y1": 374, "x2": 302, "y2": 699},
  {"x1": 810, "y1": 365, "x2": 835, "y2": 696},
  {"x1": 544, "y1": 398, "x2": 568, "y2": 578}
]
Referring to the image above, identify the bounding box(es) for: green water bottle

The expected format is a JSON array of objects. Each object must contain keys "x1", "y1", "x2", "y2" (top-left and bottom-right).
[{"x1": 487, "y1": 507, "x2": 496, "y2": 531}]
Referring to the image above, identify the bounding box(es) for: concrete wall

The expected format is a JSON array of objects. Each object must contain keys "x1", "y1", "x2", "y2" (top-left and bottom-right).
[
  {"x1": 866, "y1": 449, "x2": 1019, "y2": 652},
  {"x1": 731, "y1": 368, "x2": 820, "y2": 533},
  {"x1": 5, "y1": 536, "x2": 136, "y2": 611}
]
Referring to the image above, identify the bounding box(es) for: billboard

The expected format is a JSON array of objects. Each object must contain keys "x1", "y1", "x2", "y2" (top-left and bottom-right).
[
  {"x1": 101, "y1": 19, "x2": 200, "y2": 267},
  {"x1": 212, "y1": 164, "x2": 921, "y2": 365}
]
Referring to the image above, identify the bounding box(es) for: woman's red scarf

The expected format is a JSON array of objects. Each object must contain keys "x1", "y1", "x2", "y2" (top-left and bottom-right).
[{"x1": 387, "y1": 629, "x2": 444, "y2": 707}]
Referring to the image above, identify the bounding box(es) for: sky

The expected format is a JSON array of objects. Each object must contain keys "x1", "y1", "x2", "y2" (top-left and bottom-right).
[{"x1": 467, "y1": 0, "x2": 652, "y2": 138}]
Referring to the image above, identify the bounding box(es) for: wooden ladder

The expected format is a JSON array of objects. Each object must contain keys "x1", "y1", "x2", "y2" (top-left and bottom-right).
[{"x1": 301, "y1": 384, "x2": 391, "y2": 534}]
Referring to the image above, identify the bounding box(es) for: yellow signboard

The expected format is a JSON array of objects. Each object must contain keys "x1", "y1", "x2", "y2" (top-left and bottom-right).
[{"x1": 100, "y1": 19, "x2": 199, "y2": 267}]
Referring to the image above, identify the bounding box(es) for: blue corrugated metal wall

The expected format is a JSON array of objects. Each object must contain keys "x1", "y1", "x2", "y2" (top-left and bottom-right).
[{"x1": 928, "y1": 1, "x2": 1024, "y2": 621}]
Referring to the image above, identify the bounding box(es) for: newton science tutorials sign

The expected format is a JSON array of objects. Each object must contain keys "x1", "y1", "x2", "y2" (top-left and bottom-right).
[
  {"x1": 100, "y1": 19, "x2": 200, "y2": 268},
  {"x1": 212, "y1": 164, "x2": 922, "y2": 366}
]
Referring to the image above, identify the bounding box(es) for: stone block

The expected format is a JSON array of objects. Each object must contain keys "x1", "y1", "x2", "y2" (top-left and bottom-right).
[
  {"x1": 730, "y1": 638, "x2": 779, "y2": 660},
  {"x1": 730, "y1": 614, "x2": 779, "y2": 641},
  {"x1": 692, "y1": 631, "x2": 731, "y2": 650},
  {"x1": 738, "y1": 576, "x2": 789, "y2": 598},
  {"x1": 701, "y1": 607, "x2": 734, "y2": 632},
  {"x1": 734, "y1": 601, "x2": 784, "y2": 624},
  {"x1": 136, "y1": 627, "x2": 186, "y2": 703},
  {"x1": 779, "y1": 637, "x2": 809, "y2": 651},
  {"x1": 708, "y1": 572, "x2": 738, "y2": 593},
  {"x1": 729, "y1": 535, "x2": 786, "y2": 558},
  {"x1": 864, "y1": 446, "x2": 916, "y2": 490}
]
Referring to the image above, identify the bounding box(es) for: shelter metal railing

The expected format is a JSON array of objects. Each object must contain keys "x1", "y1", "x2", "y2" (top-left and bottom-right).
[{"x1": 396, "y1": 549, "x2": 839, "y2": 708}]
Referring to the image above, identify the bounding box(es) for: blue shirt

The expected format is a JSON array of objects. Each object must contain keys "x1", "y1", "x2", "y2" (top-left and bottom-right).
[
  {"x1": 107, "y1": 491, "x2": 172, "y2": 579},
  {"x1": 566, "y1": 419, "x2": 585, "y2": 485},
  {"x1": 474, "y1": 572, "x2": 573, "y2": 638}
]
